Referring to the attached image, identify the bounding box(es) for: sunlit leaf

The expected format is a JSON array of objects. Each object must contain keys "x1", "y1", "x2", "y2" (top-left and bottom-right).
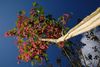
[
  {"x1": 34, "y1": 55, "x2": 39, "y2": 59},
  {"x1": 32, "y1": 2, "x2": 38, "y2": 7}
]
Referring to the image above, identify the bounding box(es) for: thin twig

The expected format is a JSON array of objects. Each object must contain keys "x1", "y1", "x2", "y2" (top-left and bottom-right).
[{"x1": 62, "y1": 48, "x2": 75, "y2": 67}]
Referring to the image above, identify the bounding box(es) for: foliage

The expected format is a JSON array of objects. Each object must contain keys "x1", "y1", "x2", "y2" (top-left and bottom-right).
[{"x1": 5, "y1": 2, "x2": 71, "y2": 65}]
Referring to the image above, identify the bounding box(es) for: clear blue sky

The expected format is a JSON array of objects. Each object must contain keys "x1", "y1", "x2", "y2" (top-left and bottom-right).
[{"x1": 0, "y1": 0, "x2": 100, "y2": 67}]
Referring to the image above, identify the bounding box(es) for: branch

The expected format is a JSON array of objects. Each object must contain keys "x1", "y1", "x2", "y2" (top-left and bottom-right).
[
  {"x1": 40, "y1": 7, "x2": 100, "y2": 43},
  {"x1": 63, "y1": 7, "x2": 100, "y2": 40}
]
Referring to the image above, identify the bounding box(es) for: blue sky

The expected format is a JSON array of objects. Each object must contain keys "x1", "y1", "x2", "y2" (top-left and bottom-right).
[{"x1": 0, "y1": 0, "x2": 100, "y2": 67}]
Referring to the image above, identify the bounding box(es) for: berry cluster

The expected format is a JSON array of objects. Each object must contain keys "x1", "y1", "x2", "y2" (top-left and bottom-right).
[{"x1": 5, "y1": 2, "x2": 70, "y2": 65}]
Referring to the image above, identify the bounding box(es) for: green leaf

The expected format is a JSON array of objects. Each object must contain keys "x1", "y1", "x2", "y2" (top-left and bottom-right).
[
  {"x1": 46, "y1": 42, "x2": 49, "y2": 45},
  {"x1": 32, "y1": 2, "x2": 38, "y2": 7},
  {"x1": 65, "y1": 27, "x2": 69, "y2": 31},
  {"x1": 64, "y1": 41, "x2": 73, "y2": 46},
  {"x1": 44, "y1": 53, "x2": 48, "y2": 57},
  {"x1": 37, "y1": 6, "x2": 44, "y2": 15},
  {"x1": 45, "y1": 57, "x2": 48, "y2": 61},
  {"x1": 37, "y1": 59, "x2": 42, "y2": 63},
  {"x1": 33, "y1": 36, "x2": 38, "y2": 42},
  {"x1": 13, "y1": 28, "x2": 17, "y2": 30},
  {"x1": 34, "y1": 55, "x2": 39, "y2": 59},
  {"x1": 19, "y1": 10, "x2": 25, "y2": 15},
  {"x1": 42, "y1": 33, "x2": 46, "y2": 38},
  {"x1": 40, "y1": 6, "x2": 44, "y2": 12},
  {"x1": 24, "y1": 49, "x2": 28, "y2": 52}
]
